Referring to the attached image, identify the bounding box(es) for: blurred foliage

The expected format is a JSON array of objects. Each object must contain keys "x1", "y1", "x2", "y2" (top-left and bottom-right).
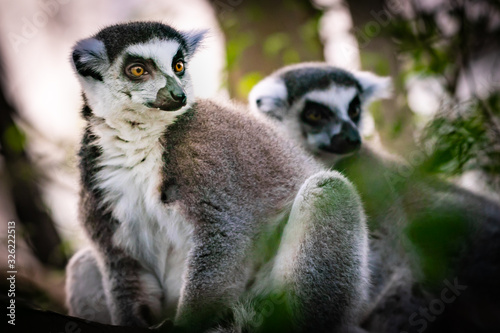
[
  {"x1": 381, "y1": 0, "x2": 500, "y2": 285},
  {"x1": 3, "y1": 123, "x2": 26, "y2": 153},
  {"x1": 219, "y1": 0, "x2": 323, "y2": 100},
  {"x1": 388, "y1": 0, "x2": 500, "y2": 190},
  {"x1": 422, "y1": 96, "x2": 500, "y2": 176},
  {"x1": 405, "y1": 203, "x2": 470, "y2": 285},
  {"x1": 245, "y1": 291, "x2": 296, "y2": 333},
  {"x1": 389, "y1": 0, "x2": 500, "y2": 178},
  {"x1": 385, "y1": 0, "x2": 500, "y2": 180}
]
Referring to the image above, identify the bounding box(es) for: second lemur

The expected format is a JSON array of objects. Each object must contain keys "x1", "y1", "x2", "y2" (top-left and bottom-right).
[{"x1": 249, "y1": 63, "x2": 500, "y2": 333}]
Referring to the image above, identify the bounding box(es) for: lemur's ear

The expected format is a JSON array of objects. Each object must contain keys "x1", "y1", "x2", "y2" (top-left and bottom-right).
[
  {"x1": 248, "y1": 77, "x2": 289, "y2": 120},
  {"x1": 353, "y1": 71, "x2": 392, "y2": 104},
  {"x1": 71, "y1": 38, "x2": 108, "y2": 82},
  {"x1": 182, "y1": 30, "x2": 208, "y2": 59}
]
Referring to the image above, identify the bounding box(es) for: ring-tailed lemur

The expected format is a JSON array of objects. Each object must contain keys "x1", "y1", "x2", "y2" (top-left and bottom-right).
[
  {"x1": 65, "y1": 23, "x2": 369, "y2": 333},
  {"x1": 249, "y1": 63, "x2": 500, "y2": 333}
]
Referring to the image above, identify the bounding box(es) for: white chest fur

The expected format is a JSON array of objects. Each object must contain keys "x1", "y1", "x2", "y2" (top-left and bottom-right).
[{"x1": 91, "y1": 112, "x2": 193, "y2": 309}]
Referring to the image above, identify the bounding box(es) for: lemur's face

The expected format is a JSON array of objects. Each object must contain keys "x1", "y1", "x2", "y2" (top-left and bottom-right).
[
  {"x1": 107, "y1": 39, "x2": 190, "y2": 112},
  {"x1": 292, "y1": 85, "x2": 362, "y2": 155},
  {"x1": 71, "y1": 22, "x2": 205, "y2": 121},
  {"x1": 249, "y1": 64, "x2": 391, "y2": 158}
]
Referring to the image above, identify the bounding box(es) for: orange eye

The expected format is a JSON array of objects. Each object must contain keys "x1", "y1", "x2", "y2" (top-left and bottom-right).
[
  {"x1": 174, "y1": 61, "x2": 184, "y2": 73},
  {"x1": 130, "y1": 65, "x2": 145, "y2": 77}
]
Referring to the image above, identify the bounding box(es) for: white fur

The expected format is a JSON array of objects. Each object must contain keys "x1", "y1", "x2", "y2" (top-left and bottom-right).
[
  {"x1": 353, "y1": 71, "x2": 393, "y2": 102},
  {"x1": 270, "y1": 184, "x2": 309, "y2": 286},
  {"x1": 92, "y1": 113, "x2": 194, "y2": 310},
  {"x1": 248, "y1": 76, "x2": 287, "y2": 114},
  {"x1": 307, "y1": 131, "x2": 331, "y2": 147}
]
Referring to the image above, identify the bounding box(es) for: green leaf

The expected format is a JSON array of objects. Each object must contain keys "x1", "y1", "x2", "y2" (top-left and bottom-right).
[{"x1": 4, "y1": 124, "x2": 26, "y2": 153}]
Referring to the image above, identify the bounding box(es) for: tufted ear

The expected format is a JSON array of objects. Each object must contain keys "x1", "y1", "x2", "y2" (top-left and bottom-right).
[
  {"x1": 71, "y1": 38, "x2": 108, "y2": 82},
  {"x1": 353, "y1": 71, "x2": 392, "y2": 104},
  {"x1": 248, "y1": 76, "x2": 289, "y2": 120},
  {"x1": 181, "y1": 29, "x2": 208, "y2": 59}
]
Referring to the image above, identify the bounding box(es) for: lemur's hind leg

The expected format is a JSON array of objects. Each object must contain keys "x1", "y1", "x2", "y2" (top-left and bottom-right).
[
  {"x1": 266, "y1": 171, "x2": 370, "y2": 333},
  {"x1": 66, "y1": 247, "x2": 112, "y2": 324},
  {"x1": 66, "y1": 247, "x2": 164, "y2": 326}
]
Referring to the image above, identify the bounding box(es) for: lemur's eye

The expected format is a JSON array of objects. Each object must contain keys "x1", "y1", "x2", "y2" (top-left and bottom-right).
[
  {"x1": 173, "y1": 61, "x2": 184, "y2": 73},
  {"x1": 349, "y1": 105, "x2": 360, "y2": 118},
  {"x1": 128, "y1": 65, "x2": 147, "y2": 78},
  {"x1": 348, "y1": 96, "x2": 361, "y2": 120},
  {"x1": 301, "y1": 101, "x2": 331, "y2": 126},
  {"x1": 305, "y1": 109, "x2": 323, "y2": 122}
]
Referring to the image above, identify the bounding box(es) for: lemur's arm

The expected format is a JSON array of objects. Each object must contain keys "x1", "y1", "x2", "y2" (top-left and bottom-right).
[{"x1": 174, "y1": 208, "x2": 253, "y2": 332}]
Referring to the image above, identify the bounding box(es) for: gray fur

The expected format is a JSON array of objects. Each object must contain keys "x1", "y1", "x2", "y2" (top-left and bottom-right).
[
  {"x1": 66, "y1": 23, "x2": 369, "y2": 333},
  {"x1": 250, "y1": 63, "x2": 500, "y2": 333}
]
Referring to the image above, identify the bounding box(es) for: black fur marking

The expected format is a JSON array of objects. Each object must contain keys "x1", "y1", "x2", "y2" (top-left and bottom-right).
[
  {"x1": 81, "y1": 95, "x2": 93, "y2": 120},
  {"x1": 127, "y1": 120, "x2": 144, "y2": 128},
  {"x1": 115, "y1": 135, "x2": 129, "y2": 143},
  {"x1": 121, "y1": 91, "x2": 132, "y2": 98},
  {"x1": 82, "y1": 105, "x2": 93, "y2": 119},
  {"x1": 94, "y1": 22, "x2": 189, "y2": 65},
  {"x1": 173, "y1": 49, "x2": 184, "y2": 63},
  {"x1": 72, "y1": 51, "x2": 103, "y2": 81},
  {"x1": 161, "y1": 180, "x2": 179, "y2": 204},
  {"x1": 79, "y1": 125, "x2": 103, "y2": 194},
  {"x1": 280, "y1": 67, "x2": 362, "y2": 105}
]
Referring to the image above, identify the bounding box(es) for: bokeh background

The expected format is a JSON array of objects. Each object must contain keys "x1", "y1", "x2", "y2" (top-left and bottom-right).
[{"x1": 0, "y1": 0, "x2": 499, "y2": 319}]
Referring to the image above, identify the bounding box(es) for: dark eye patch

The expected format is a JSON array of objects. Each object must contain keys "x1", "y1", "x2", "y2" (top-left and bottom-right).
[
  {"x1": 173, "y1": 48, "x2": 184, "y2": 63},
  {"x1": 300, "y1": 101, "x2": 333, "y2": 126},
  {"x1": 348, "y1": 96, "x2": 361, "y2": 122}
]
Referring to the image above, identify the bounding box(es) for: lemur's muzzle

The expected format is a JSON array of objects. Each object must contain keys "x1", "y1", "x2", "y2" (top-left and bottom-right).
[
  {"x1": 320, "y1": 121, "x2": 361, "y2": 155},
  {"x1": 149, "y1": 77, "x2": 187, "y2": 111}
]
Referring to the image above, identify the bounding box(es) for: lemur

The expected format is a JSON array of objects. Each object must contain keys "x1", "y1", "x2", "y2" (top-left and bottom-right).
[
  {"x1": 65, "y1": 23, "x2": 370, "y2": 333},
  {"x1": 249, "y1": 63, "x2": 500, "y2": 333}
]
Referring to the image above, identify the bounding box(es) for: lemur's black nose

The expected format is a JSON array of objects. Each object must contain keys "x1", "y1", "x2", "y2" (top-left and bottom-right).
[
  {"x1": 171, "y1": 91, "x2": 186, "y2": 105},
  {"x1": 150, "y1": 84, "x2": 187, "y2": 111},
  {"x1": 343, "y1": 124, "x2": 361, "y2": 146},
  {"x1": 320, "y1": 121, "x2": 361, "y2": 155}
]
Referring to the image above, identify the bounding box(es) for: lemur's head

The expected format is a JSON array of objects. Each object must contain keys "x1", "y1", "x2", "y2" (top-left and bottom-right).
[
  {"x1": 249, "y1": 63, "x2": 391, "y2": 159},
  {"x1": 72, "y1": 22, "x2": 205, "y2": 121}
]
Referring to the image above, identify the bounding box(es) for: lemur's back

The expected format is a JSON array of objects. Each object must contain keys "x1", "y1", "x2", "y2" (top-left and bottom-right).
[{"x1": 161, "y1": 99, "x2": 322, "y2": 223}]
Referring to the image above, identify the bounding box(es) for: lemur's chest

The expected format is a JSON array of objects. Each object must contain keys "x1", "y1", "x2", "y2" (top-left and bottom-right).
[{"x1": 93, "y1": 120, "x2": 193, "y2": 304}]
